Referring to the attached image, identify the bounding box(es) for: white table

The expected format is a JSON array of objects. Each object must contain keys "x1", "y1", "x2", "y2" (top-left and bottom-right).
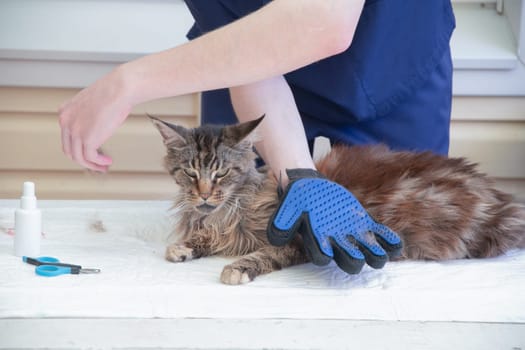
[{"x1": 0, "y1": 200, "x2": 524, "y2": 349}]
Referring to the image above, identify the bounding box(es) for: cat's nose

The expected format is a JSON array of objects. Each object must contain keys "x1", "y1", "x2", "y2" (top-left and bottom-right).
[{"x1": 200, "y1": 192, "x2": 211, "y2": 200}]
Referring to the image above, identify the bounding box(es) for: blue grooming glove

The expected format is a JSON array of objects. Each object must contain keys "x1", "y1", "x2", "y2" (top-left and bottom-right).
[{"x1": 267, "y1": 169, "x2": 402, "y2": 274}]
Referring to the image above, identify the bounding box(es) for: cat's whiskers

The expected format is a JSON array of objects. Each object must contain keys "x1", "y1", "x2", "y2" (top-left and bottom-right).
[
  {"x1": 172, "y1": 193, "x2": 197, "y2": 213},
  {"x1": 221, "y1": 196, "x2": 245, "y2": 220},
  {"x1": 225, "y1": 195, "x2": 245, "y2": 211}
]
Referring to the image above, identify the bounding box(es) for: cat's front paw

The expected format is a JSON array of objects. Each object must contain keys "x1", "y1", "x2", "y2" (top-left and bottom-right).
[
  {"x1": 220, "y1": 265, "x2": 256, "y2": 285},
  {"x1": 165, "y1": 243, "x2": 194, "y2": 263}
]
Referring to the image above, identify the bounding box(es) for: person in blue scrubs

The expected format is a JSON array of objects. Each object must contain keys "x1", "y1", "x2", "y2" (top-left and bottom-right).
[
  {"x1": 58, "y1": 0, "x2": 455, "y2": 174},
  {"x1": 186, "y1": 0, "x2": 455, "y2": 156}
]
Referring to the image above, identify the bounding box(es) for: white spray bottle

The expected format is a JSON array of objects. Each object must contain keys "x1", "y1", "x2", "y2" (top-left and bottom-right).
[{"x1": 14, "y1": 182, "x2": 42, "y2": 257}]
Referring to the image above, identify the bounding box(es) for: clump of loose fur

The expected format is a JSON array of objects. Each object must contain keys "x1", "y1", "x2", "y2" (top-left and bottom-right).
[{"x1": 150, "y1": 116, "x2": 525, "y2": 285}]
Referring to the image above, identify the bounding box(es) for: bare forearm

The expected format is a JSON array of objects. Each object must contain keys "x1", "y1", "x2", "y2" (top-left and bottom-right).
[
  {"x1": 58, "y1": 0, "x2": 364, "y2": 171},
  {"x1": 121, "y1": 0, "x2": 364, "y2": 105},
  {"x1": 230, "y1": 77, "x2": 315, "y2": 184}
]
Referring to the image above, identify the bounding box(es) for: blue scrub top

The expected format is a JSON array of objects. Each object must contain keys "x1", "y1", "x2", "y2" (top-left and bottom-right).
[{"x1": 183, "y1": 0, "x2": 456, "y2": 155}]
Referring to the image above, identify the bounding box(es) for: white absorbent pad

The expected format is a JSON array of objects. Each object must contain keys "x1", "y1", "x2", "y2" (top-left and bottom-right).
[{"x1": 0, "y1": 200, "x2": 524, "y2": 322}]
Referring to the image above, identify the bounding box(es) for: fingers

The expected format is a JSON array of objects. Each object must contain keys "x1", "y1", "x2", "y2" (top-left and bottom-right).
[
  {"x1": 83, "y1": 145, "x2": 113, "y2": 172},
  {"x1": 60, "y1": 126, "x2": 72, "y2": 161},
  {"x1": 373, "y1": 222, "x2": 402, "y2": 245},
  {"x1": 267, "y1": 184, "x2": 308, "y2": 246},
  {"x1": 267, "y1": 212, "x2": 300, "y2": 246},
  {"x1": 337, "y1": 222, "x2": 403, "y2": 270},
  {"x1": 300, "y1": 217, "x2": 332, "y2": 266},
  {"x1": 60, "y1": 126, "x2": 111, "y2": 172},
  {"x1": 373, "y1": 223, "x2": 403, "y2": 259},
  {"x1": 329, "y1": 237, "x2": 365, "y2": 274},
  {"x1": 349, "y1": 235, "x2": 388, "y2": 270},
  {"x1": 339, "y1": 224, "x2": 403, "y2": 270},
  {"x1": 332, "y1": 232, "x2": 388, "y2": 272}
]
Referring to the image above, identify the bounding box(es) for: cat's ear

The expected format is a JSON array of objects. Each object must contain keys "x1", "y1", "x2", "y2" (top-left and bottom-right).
[
  {"x1": 222, "y1": 115, "x2": 265, "y2": 146},
  {"x1": 148, "y1": 114, "x2": 187, "y2": 146}
]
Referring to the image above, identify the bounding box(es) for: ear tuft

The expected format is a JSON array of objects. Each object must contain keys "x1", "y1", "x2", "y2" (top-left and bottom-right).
[
  {"x1": 222, "y1": 114, "x2": 265, "y2": 146},
  {"x1": 148, "y1": 114, "x2": 187, "y2": 145}
]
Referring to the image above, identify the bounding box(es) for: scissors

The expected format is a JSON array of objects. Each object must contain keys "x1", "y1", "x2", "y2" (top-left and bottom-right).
[{"x1": 23, "y1": 256, "x2": 101, "y2": 277}]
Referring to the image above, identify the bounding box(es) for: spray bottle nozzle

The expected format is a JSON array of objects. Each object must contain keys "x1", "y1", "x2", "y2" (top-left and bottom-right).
[
  {"x1": 23, "y1": 182, "x2": 35, "y2": 197},
  {"x1": 20, "y1": 181, "x2": 37, "y2": 210}
]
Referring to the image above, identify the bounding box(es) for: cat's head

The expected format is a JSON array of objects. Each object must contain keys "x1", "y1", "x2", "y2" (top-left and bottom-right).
[{"x1": 150, "y1": 115, "x2": 264, "y2": 214}]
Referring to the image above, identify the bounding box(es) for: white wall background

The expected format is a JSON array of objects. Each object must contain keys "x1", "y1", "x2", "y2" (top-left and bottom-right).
[{"x1": 0, "y1": 0, "x2": 524, "y2": 200}]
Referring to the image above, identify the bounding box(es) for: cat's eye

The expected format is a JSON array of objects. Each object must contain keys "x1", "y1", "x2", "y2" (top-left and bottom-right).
[
  {"x1": 183, "y1": 169, "x2": 198, "y2": 179},
  {"x1": 214, "y1": 168, "x2": 230, "y2": 179}
]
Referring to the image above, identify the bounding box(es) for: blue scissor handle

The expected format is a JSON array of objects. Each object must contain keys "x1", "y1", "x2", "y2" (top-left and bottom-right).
[
  {"x1": 36, "y1": 256, "x2": 60, "y2": 264},
  {"x1": 23, "y1": 256, "x2": 82, "y2": 277},
  {"x1": 32, "y1": 257, "x2": 73, "y2": 277},
  {"x1": 36, "y1": 265, "x2": 72, "y2": 277}
]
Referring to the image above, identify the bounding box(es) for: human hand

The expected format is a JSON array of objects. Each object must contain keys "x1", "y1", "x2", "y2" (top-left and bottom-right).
[
  {"x1": 58, "y1": 68, "x2": 133, "y2": 172},
  {"x1": 267, "y1": 169, "x2": 402, "y2": 274}
]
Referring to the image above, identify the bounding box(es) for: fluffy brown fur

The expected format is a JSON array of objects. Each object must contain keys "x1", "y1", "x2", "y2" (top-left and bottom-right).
[{"x1": 151, "y1": 116, "x2": 525, "y2": 285}]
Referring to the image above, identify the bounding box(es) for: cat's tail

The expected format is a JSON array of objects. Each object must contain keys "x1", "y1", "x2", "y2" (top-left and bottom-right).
[{"x1": 467, "y1": 190, "x2": 525, "y2": 258}]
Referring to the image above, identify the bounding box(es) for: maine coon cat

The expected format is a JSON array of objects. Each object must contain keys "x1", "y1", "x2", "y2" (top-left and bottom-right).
[{"x1": 150, "y1": 115, "x2": 525, "y2": 285}]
